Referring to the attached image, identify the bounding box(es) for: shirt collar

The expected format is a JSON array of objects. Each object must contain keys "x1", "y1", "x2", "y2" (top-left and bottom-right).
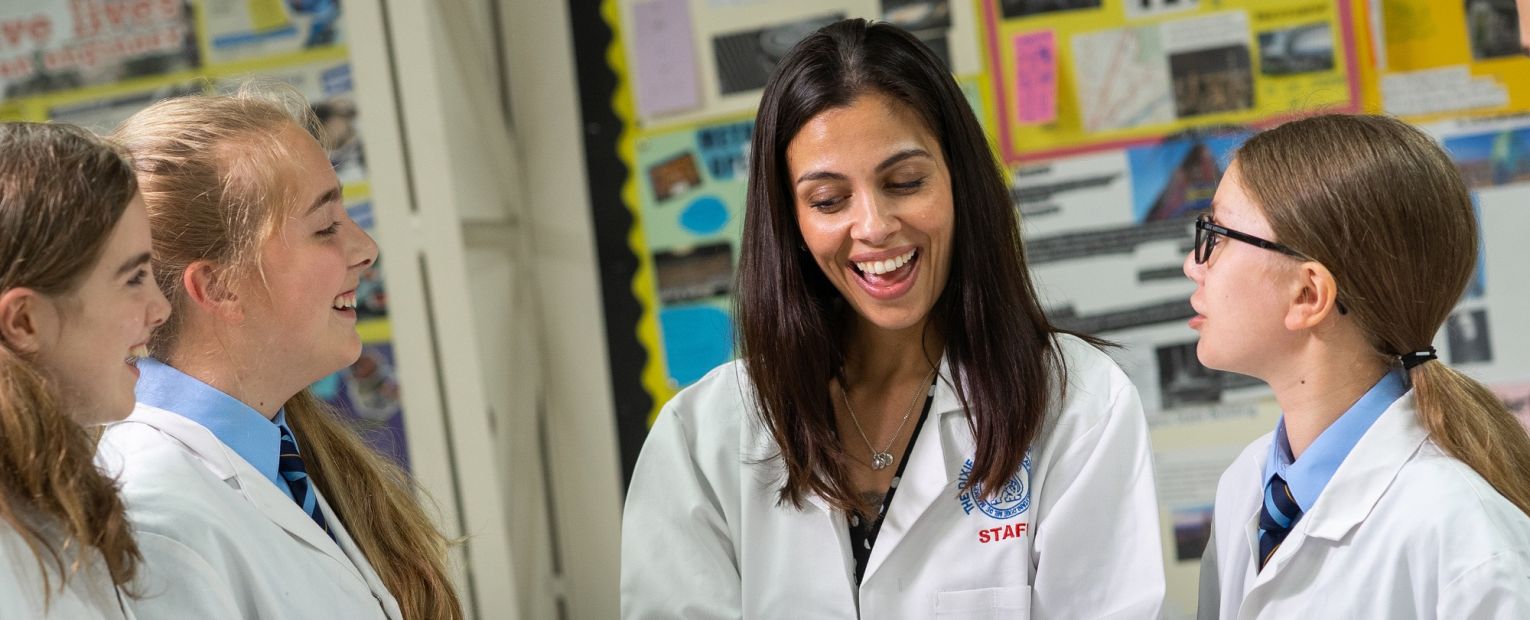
[
  {"x1": 135, "y1": 358, "x2": 293, "y2": 492},
  {"x1": 1265, "y1": 369, "x2": 1408, "y2": 512}
]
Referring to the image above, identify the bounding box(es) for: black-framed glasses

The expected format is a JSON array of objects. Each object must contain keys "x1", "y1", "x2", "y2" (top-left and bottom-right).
[
  {"x1": 1193, "y1": 213, "x2": 1309, "y2": 264},
  {"x1": 1193, "y1": 213, "x2": 1348, "y2": 314}
]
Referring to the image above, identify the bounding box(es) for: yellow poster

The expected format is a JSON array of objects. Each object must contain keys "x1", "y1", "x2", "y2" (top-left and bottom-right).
[
  {"x1": 1375, "y1": 0, "x2": 1530, "y2": 120},
  {"x1": 977, "y1": 0, "x2": 1363, "y2": 163}
]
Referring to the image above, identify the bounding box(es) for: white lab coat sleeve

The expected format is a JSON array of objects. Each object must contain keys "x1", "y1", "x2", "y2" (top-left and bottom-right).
[
  {"x1": 124, "y1": 531, "x2": 242, "y2": 618},
  {"x1": 1196, "y1": 524, "x2": 1219, "y2": 620},
  {"x1": 1030, "y1": 379, "x2": 1166, "y2": 619},
  {"x1": 1438, "y1": 549, "x2": 1530, "y2": 619},
  {"x1": 620, "y1": 404, "x2": 740, "y2": 619}
]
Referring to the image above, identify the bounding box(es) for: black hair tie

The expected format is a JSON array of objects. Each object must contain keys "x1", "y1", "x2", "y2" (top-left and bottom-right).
[{"x1": 1401, "y1": 347, "x2": 1438, "y2": 370}]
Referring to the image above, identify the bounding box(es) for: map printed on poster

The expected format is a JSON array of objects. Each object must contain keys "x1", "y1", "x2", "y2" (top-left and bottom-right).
[
  {"x1": 0, "y1": 0, "x2": 410, "y2": 471},
  {"x1": 978, "y1": 0, "x2": 1363, "y2": 163}
]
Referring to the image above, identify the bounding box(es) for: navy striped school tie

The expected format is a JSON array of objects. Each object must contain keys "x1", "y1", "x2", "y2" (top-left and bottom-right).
[
  {"x1": 1257, "y1": 473, "x2": 1303, "y2": 571},
  {"x1": 278, "y1": 426, "x2": 331, "y2": 536}
]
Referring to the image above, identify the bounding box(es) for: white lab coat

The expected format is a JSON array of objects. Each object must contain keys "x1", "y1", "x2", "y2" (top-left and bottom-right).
[
  {"x1": 95, "y1": 404, "x2": 403, "y2": 619},
  {"x1": 1197, "y1": 393, "x2": 1530, "y2": 619},
  {"x1": 0, "y1": 519, "x2": 133, "y2": 619},
  {"x1": 621, "y1": 334, "x2": 1165, "y2": 619}
]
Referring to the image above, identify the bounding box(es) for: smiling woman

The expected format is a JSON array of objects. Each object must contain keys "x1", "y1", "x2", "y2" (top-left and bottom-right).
[
  {"x1": 0, "y1": 122, "x2": 169, "y2": 619},
  {"x1": 94, "y1": 87, "x2": 461, "y2": 620},
  {"x1": 622, "y1": 18, "x2": 1166, "y2": 619}
]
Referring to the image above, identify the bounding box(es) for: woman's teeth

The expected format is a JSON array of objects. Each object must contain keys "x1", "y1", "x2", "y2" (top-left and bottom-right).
[
  {"x1": 855, "y1": 249, "x2": 916, "y2": 276},
  {"x1": 332, "y1": 292, "x2": 358, "y2": 310}
]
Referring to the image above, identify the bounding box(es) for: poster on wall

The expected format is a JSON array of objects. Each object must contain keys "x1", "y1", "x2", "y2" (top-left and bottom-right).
[
  {"x1": 1377, "y1": 0, "x2": 1530, "y2": 119},
  {"x1": 0, "y1": 0, "x2": 409, "y2": 470},
  {"x1": 0, "y1": 0, "x2": 199, "y2": 100},
  {"x1": 976, "y1": 0, "x2": 1364, "y2": 163}
]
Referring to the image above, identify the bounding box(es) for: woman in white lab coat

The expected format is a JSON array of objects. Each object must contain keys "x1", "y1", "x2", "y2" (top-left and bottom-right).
[
  {"x1": 622, "y1": 19, "x2": 1165, "y2": 618},
  {"x1": 1188, "y1": 114, "x2": 1530, "y2": 618},
  {"x1": 93, "y1": 90, "x2": 462, "y2": 620},
  {"x1": 0, "y1": 123, "x2": 171, "y2": 618}
]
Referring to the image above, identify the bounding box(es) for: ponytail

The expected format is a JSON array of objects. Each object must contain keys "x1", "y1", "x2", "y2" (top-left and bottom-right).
[
  {"x1": 0, "y1": 348, "x2": 140, "y2": 605},
  {"x1": 1410, "y1": 360, "x2": 1530, "y2": 515},
  {"x1": 284, "y1": 390, "x2": 463, "y2": 620}
]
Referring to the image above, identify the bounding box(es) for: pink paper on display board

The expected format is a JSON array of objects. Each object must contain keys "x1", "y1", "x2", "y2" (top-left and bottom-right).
[
  {"x1": 1012, "y1": 31, "x2": 1058, "y2": 126},
  {"x1": 633, "y1": 0, "x2": 702, "y2": 117}
]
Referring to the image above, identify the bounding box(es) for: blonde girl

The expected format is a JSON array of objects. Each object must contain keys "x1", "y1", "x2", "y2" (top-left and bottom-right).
[{"x1": 95, "y1": 90, "x2": 461, "y2": 619}]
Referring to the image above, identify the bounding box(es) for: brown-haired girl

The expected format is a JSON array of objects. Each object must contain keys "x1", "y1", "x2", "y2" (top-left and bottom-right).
[
  {"x1": 0, "y1": 122, "x2": 171, "y2": 618},
  {"x1": 94, "y1": 90, "x2": 461, "y2": 620},
  {"x1": 622, "y1": 19, "x2": 1165, "y2": 617},
  {"x1": 1190, "y1": 114, "x2": 1530, "y2": 617}
]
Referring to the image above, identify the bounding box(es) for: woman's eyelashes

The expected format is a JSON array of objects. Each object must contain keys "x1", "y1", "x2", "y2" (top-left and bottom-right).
[
  {"x1": 804, "y1": 176, "x2": 929, "y2": 211},
  {"x1": 316, "y1": 221, "x2": 341, "y2": 237}
]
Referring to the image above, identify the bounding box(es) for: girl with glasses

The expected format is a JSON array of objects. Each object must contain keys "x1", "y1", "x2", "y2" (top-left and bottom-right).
[{"x1": 1188, "y1": 114, "x2": 1530, "y2": 618}]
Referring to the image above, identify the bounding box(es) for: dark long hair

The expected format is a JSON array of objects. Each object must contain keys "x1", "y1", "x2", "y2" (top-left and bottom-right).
[{"x1": 736, "y1": 19, "x2": 1075, "y2": 512}]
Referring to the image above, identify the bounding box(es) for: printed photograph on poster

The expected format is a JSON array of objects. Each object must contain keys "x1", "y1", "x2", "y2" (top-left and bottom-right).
[
  {"x1": 655, "y1": 242, "x2": 733, "y2": 304},
  {"x1": 199, "y1": 0, "x2": 343, "y2": 64},
  {"x1": 1155, "y1": 445, "x2": 1244, "y2": 560},
  {"x1": 313, "y1": 342, "x2": 410, "y2": 470},
  {"x1": 882, "y1": 0, "x2": 952, "y2": 69},
  {"x1": 1170, "y1": 46, "x2": 1254, "y2": 118},
  {"x1": 49, "y1": 82, "x2": 203, "y2": 132},
  {"x1": 0, "y1": 1, "x2": 198, "y2": 100},
  {"x1": 1447, "y1": 308, "x2": 1493, "y2": 365},
  {"x1": 1443, "y1": 125, "x2": 1530, "y2": 189},
  {"x1": 222, "y1": 61, "x2": 365, "y2": 182},
  {"x1": 1257, "y1": 23, "x2": 1334, "y2": 76},
  {"x1": 1000, "y1": 0, "x2": 1101, "y2": 20},
  {"x1": 1071, "y1": 26, "x2": 1175, "y2": 132},
  {"x1": 1129, "y1": 131, "x2": 1249, "y2": 222},
  {"x1": 1172, "y1": 506, "x2": 1214, "y2": 561},
  {"x1": 648, "y1": 152, "x2": 703, "y2": 202},
  {"x1": 712, "y1": 13, "x2": 842, "y2": 95},
  {"x1": 1464, "y1": 0, "x2": 1521, "y2": 59},
  {"x1": 1156, "y1": 341, "x2": 1261, "y2": 409}
]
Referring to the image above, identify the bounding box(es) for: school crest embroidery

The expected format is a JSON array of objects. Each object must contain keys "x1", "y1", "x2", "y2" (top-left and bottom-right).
[{"x1": 957, "y1": 453, "x2": 1031, "y2": 520}]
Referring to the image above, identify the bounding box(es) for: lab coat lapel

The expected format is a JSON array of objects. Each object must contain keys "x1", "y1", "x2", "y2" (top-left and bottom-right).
[
  {"x1": 128, "y1": 405, "x2": 367, "y2": 582},
  {"x1": 861, "y1": 359, "x2": 967, "y2": 582},
  {"x1": 319, "y1": 493, "x2": 404, "y2": 619},
  {"x1": 1246, "y1": 395, "x2": 1426, "y2": 594}
]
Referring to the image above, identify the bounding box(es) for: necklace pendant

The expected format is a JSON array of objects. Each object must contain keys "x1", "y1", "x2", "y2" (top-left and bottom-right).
[{"x1": 870, "y1": 452, "x2": 894, "y2": 470}]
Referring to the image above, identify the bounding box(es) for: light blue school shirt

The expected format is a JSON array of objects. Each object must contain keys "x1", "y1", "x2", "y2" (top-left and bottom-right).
[
  {"x1": 135, "y1": 357, "x2": 300, "y2": 504},
  {"x1": 1264, "y1": 369, "x2": 1408, "y2": 512}
]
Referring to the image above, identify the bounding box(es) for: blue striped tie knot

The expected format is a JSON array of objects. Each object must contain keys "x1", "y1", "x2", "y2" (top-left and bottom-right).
[
  {"x1": 1257, "y1": 473, "x2": 1303, "y2": 571},
  {"x1": 278, "y1": 426, "x2": 331, "y2": 536}
]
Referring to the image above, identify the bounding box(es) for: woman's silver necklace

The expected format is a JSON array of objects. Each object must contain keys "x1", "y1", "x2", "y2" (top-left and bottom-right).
[{"x1": 839, "y1": 367, "x2": 938, "y2": 470}]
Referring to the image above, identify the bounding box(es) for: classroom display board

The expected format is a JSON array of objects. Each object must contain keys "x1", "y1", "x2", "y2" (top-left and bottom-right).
[
  {"x1": 0, "y1": 0, "x2": 413, "y2": 470},
  {"x1": 571, "y1": 0, "x2": 1530, "y2": 615}
]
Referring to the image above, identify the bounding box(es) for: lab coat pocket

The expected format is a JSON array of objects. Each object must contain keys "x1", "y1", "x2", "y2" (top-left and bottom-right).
[{"x1": 934, "y1": 585, "x2": 1029, "y2": 619}]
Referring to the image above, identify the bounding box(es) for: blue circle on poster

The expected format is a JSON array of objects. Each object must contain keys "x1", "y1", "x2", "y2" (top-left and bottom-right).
[
  {"x1": 659, "y1": 306, "x2": 733, "y2": 386},
  {"x1": 680, "y1": 196, "x2": 729, "y2": 235}
]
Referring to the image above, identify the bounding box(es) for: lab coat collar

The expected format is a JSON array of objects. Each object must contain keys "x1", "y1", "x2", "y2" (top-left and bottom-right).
[
  {"x1": 120, "y1": 405, "x2": 368, "y2": 582},
  {"x1": 1298, "y1": 393, "x2": 1427, "y2": 542},
  {"x1": 862, "y1": 355, "x2": 971, "y2": 582}
]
